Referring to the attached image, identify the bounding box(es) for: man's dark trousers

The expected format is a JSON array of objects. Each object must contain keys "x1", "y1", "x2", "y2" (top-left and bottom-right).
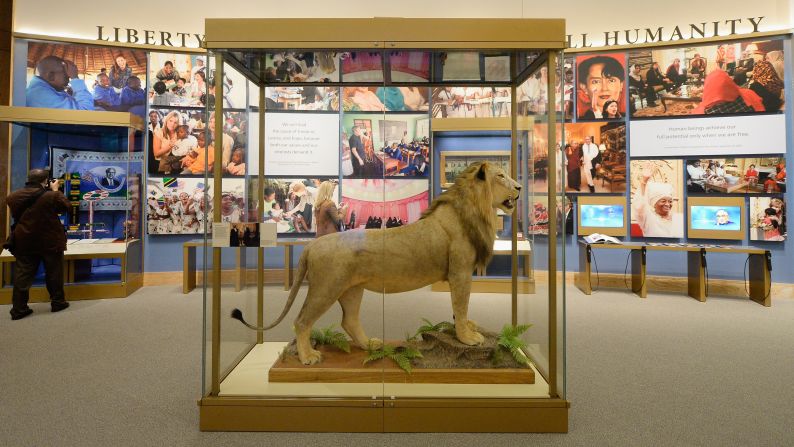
[{"x1": 12, "y1": 251, "x2": 66, "y2": 312}]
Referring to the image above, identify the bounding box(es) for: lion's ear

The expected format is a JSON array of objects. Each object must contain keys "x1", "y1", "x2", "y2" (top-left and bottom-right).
[{"x1": 477, "y1": 163, "x2": 487, "y2": 180}]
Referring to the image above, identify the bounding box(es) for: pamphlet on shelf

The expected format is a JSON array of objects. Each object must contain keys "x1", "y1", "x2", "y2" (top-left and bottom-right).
[
  {"x1": 583, "y1": 233, "x2": 623, "y2": 245},
  {"x1": 74, "y1": 239, "x2": 99, "y2": 244}
]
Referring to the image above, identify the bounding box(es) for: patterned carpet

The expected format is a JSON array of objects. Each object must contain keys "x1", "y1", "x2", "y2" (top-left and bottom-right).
[{"x1": 1, "y1": 285, "x2": 793, "y2": 446}]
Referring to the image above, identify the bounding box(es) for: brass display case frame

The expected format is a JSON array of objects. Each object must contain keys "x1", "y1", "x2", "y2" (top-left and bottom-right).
[
  {"x1": 0, "y1": 106, "x2": 145, "y2": 301},
  {"x1": 199, "y1": 17, "x2": 568, "y2": 433}
]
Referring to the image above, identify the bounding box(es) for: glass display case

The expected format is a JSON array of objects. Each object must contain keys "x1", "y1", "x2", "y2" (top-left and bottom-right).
[
  {"x1": 199, "y1": 17, "x2": 568, "y2": 433},
  {"x1": 0, "y1": 106, "x2": 144, "y2": 300}
]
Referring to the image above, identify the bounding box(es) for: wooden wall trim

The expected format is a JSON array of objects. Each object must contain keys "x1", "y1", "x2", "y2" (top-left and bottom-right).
[{"x1": 145, "y1": 269, "x2": 794, "y2": 300}]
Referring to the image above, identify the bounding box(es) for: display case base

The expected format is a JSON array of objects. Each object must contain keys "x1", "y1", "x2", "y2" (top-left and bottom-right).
[
  {"x1": 199, "y1": 396, "x2": 569, "y2": 432},
  {"x1": 269, "y1": 343, "x2": 535, "y2": 384}
]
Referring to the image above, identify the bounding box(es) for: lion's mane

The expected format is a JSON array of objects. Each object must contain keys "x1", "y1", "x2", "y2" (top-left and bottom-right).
[{"x1": 421, "y1": 162, "x2": 496, "y2": 270}]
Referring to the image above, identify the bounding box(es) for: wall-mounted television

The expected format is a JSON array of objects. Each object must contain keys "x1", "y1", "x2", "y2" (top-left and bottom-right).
[
  {"x1": 577, "y1": 196, "x2": 627, "y2": 237},
  {"x1": 687, "y1": 196, "x2": 745, "y2": 240}
]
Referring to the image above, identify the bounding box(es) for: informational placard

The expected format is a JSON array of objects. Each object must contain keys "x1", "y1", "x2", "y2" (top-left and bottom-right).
[
  {"x1": 265, "y1": 113, "x2": 340, "y2": 176},
  {"x1": 629, "y1": 115, "x2": 786, "y2": 157},
  {"x1": 260, "y1": 222, "x2": 277, "y2": 247}
]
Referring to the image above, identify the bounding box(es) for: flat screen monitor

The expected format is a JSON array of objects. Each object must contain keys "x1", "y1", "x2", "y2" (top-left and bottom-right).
[
  {"x1": 687, "y1": 196, "x2": 745, "y2": 240},
  {"x1": 577, "y1": 196, "x2": 627, "y2": 237}
]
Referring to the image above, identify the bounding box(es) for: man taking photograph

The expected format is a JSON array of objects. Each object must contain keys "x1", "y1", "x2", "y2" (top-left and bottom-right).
[{"x1": 5, "y1": 169, "x2": 71, "y2": 320}]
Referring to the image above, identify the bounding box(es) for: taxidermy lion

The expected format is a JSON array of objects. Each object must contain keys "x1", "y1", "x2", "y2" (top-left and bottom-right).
[{"x1": 233, "y1": 162, "x2": 521, "y2": 365}]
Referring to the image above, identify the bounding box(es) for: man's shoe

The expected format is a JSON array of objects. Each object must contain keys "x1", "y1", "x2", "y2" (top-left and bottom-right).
[
  {"x1": 10, "y1": 308, "x2": 33, "y2": 320},
  {"x1": 51, "y1": 301, "x2": 70, "y2": 313}
]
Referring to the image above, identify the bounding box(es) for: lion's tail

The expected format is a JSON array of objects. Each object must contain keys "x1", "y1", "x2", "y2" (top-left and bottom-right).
[{"x1": 231, "y1": 249, "x2": 309, "y2": 332}]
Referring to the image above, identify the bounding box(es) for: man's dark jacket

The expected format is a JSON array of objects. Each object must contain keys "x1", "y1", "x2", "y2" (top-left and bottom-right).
[{"x1": 6, "y1": 183, "x2": 70, "y2": 254}]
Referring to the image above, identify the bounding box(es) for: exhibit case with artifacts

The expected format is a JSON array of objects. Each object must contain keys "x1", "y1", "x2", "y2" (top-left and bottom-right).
[
  {"x1": 0, "y1": 106, "x2": 144, "y2": 301},
  {"x1": 199, "y1": 17, "x2": 568, "y2": 433}
]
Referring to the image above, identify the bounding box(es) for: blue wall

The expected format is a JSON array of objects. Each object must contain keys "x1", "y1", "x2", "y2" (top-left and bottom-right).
[{"x1": 10, "y1": 37, "x2": 793, "y2": 281}]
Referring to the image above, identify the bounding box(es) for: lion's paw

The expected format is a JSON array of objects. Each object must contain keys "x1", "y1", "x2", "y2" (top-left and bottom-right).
[
  {"x1": 367, "y1": 338, "x2": 384, "y2": 350},
  {"x1": 457, "y1": 329, "x2": 485, "y2": 346},
  {"x1": 466, "y1": 320, "x2": 479, "y2": 331},
  {"x1": 300, "y1": 348, "x2": 323, "y2": 365}
]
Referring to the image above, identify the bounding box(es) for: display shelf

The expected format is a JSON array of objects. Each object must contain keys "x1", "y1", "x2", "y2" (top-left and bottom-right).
[{"x1": 0, "y1": 106, "x2": 144, "y2": 132}]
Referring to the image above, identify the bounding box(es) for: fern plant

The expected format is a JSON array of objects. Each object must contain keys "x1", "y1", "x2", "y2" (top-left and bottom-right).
[
  {"x1": 363, "y1": 342, "x2": 423, "y2": 373},
  {"x1": 496, "y1": 324, "x2": 532, "y2": 366},
  {"x1": 409, "y1": 318, "x2": 456, "y2": 341},
  {"x1": 310, "y1": 324, "x2": 351, "y2": 353}
]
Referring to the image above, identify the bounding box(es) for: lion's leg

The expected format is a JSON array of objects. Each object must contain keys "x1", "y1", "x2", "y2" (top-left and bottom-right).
[
  {"x1": 338, "y1": 286, "x2": 382, "y2": 350},
  {"x1": 449, "y1": 272, "x2": 484, "y2": 345},
  {"x1": 294, "y1": 287, "x2": 339, "y2": 365}
]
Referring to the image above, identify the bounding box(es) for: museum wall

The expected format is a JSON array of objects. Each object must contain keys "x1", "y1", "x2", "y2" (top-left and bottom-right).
[{"x1": 7, "y1": 2, "x2": 794, "y2": 279}]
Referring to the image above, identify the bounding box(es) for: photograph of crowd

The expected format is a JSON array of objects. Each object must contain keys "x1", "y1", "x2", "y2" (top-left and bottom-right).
[
  {"x1": 24, "y1": 42, "x2": 147, "y2": 117},
  {"x1": 686, "y1": 157, "x2": 786, "y2": 194},
  {"x1": 261, "y1": 178, "x2": 338, "y2": 234},
  {"x1": 146, "y1": 178, "x2": 209, "y2": 235},
  {"x1": 431, "y1": 87, "x2": 512, "y2": 118},
  {"x1": 441, "y1": 151, "x2": 510, "y2": 188},
  {"x1": 148, "y1": 109, "x2": 247, "y2": 177},
  {"x1": 750, "y1": 196, "x2": 786, "y2": 241},
  {"x1": 630, "y1": 159, "x2": 684, "y2": 239},
  {"x1": 264, "y1": 87, "x2": 339, "y2": 111},
  {"x1": 629, "y1": 39, "x2": 785, "y2": 117},
  {"x1": 575, "y1": 53, "x2": 627, "y2": 120},
  {"x1": 342, "y1": 87, "x2": 429, "y2": 112},
  {"x1": 559, "y1": 123, "x2": 626, "y2": 194},
  {"x1": 342, "y1": 114, "x2": 430, "y2": 179},
  {"x1": 265, "y1": 52, "x2": 341, "y2": 83},
  {"x1": 341, "y1": 179, "x2": 429, "y2": 229},
  {"x1": 228, "y1": 223, "x2": 261, "y2": 247},
  {"x1": 389, "y1": 52, "x2": 431, "y2": 82}
]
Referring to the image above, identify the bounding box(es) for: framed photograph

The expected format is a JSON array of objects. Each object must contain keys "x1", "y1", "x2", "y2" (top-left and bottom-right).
[
  {"x1": 342, "y1": 114, "x2": 430, "y2": 179},
  {"x1": 629, "y1": 38, "x2": 785, "y2": 118},
  {"x1": 537, "y1": 122, "x2": 626, "y2": 194},
  {"x1": 264, "y1": 52, "x2": 341, "y2": 83},
  {"x1": 629, "y1": 159, "x2": 684, "y2": 239},
  {"x1": 341, "y1": 179, "x2": 429, "y2": 229},
  {"x1": 389, "y1": 52, "x2": 431, "y2": 82},
  {"x1": 575, "y1": 53, "x2": 627, "y2": 120},
  {"x1": 261, "y1": 178, "x2": 338, "y2": 235},
  {"x1": 148, "y1": 109, "x2": 247, "y2": 178},
  {"x1": 264, "y1": 87, "x2": 339, "y2": 111},
  {"x1": 24, "y1": 41, "x2": 147, "y2": 118},
  {"x1": 686, "y1": 157, "x2": 785, "y2": 194},
  {"x1": 431, "y1": 87, "x2": 511, "y2": 118},
  {"x1": 149, "y1": 52, "x2": 207, "y2": 107},
  {"x1": 750, "y1": 196, "x2": 786, "y2": 241},
  {"x1": 439, "y1": 151, "x2": 511, "y2": 188}
]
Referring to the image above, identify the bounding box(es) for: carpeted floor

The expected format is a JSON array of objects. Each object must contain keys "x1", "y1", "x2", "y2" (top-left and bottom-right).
[{"x1": 1, "y1": 284, "x2": 793, "y2": 446}]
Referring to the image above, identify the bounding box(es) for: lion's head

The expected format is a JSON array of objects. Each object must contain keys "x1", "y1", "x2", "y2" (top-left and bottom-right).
[{"x1": 422, "y1": 162, "x2": 521, "y2": 269}]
